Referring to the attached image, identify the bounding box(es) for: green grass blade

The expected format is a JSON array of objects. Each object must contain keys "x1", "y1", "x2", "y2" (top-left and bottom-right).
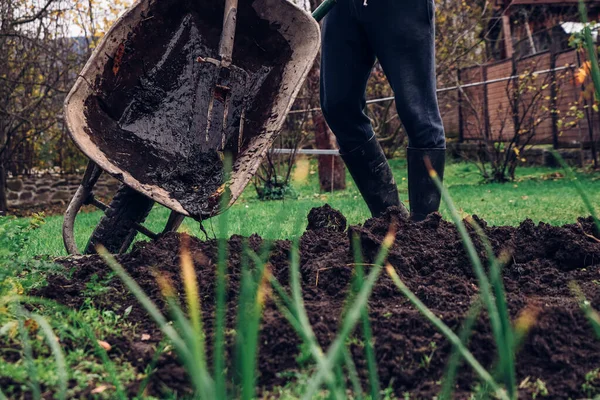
[
  {"x1": 97, "y1": 248, "x2": 187, "y2": 351},
  {"x1": 571, "y1": 282, "x2": 600, "y2": 338},
  {"x1": 300, "y1": 227, "x2": 395, "y2": 399},
  {"x1": 288, "y1": 235, "x2": 342, "y2": 399},
  {"x1": 268, "y1": 273, "x2": 347, "y2": 399},
  {"x1": 31, "y1": 314, "x2": 68, "y2": 400},
  {"x1": 352, "y1": 233, "x2": 380, "y2": 400},
  {"x1": 427, "y1": 166, "x2": 508, "y2": 394},
  {"x1": 164, "y1": 295, "x2": 214, "y2": 397},
  {"x1": 467, "y1": 220, "x2": 516, "y2": 398},
  {"x1": 180, "y1": 239, "x2": 208, "y2": 373},
  {"x1": 343, "y1": 346, "x2": 364, "y2": 400},
  {"x1": 386, "y1": 266, "x2": 507, "y2": 400},
  {"x1": 214, "y1": 155, "x2": 232, "y2": 400},
  {"x1": 550, "y1": 150, "x2": 600, "y2": 233},
  {"x1": 0, "y1": 387, "x2": 7, "y2": 400},
  {"x1": 438, "y1": 298, "x2": 482, "y2": 400},
  {"x1": 137, "y1": 339, "x2": 168, "y2": 398},
  {"x1": 98, "y1": 247, "x2": 218, "y2": 397},
  {"x1": 236, "y1": 242, "x2": 268, "y2": 400},
  {"x1": 17, "y1": 316, "x2": 41, "y2": 400},
  {"x1": 302, "y1": 262, "x2": 384, "y2": 400}
]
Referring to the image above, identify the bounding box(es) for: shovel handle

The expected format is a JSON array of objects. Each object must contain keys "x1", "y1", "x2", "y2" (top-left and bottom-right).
[
  {"x1": 312, "y1": 0, "x2": 336, "y2": 22},
  {"x1": 219, "y1": 0, "x2": 238, "y2": 65}
]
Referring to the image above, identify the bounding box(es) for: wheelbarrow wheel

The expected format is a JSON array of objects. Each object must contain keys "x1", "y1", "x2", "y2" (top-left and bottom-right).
[{"x1": 84, "y1": 184, "x2": 155, "y2": 254}]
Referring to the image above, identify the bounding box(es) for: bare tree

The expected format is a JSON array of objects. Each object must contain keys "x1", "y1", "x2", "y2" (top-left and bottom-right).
[{"x1": 0, "y1": 0, "x2": 97, "y2": 212}]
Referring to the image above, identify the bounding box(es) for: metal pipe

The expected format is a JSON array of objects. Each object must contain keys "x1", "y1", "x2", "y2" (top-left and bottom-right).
[
  {"x1": 272, "y1": 148, "x2": 340, "y2": 155},
  {"x1": 287, "y1": 64, "x2": 576, "y2": 114}
]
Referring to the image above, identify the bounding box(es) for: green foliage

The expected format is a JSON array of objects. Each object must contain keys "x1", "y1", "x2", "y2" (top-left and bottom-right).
[
  {"x1": 582, "y1": 369, "x2": 600, "y2": 398},
  {"x1": 255, "y1": 179, "x2": 298, "y2": 201},
  {"x1": 0, "y1": 214, "x2": 62, "y2": 300},
  {"x1": 518, "y1": 377, "x2": 549, "y2": 399}
]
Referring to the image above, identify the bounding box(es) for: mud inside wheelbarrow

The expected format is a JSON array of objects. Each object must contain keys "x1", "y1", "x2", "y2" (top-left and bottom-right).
[{"x1": 65, "y1": 0, "x2": 319, "y2": 219}]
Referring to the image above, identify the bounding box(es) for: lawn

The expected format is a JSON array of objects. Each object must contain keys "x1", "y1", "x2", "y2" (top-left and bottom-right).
[{"x1": 20, "y1": 159, "x2": 600, "y2": 258}]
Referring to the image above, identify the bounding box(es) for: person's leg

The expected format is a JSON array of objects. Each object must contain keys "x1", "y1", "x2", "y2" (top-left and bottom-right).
[
  {"x1": 320, "y1": 0, "x2": 375, "y2": 152},
  {"x1": 361, "y1": 0, "x2": 446, "y2": 220},
  {"x1": 320, "y1": 0, "x2": 408, "y2": 218}
]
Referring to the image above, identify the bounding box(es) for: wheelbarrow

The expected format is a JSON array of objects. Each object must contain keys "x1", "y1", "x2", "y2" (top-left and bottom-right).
[{"x1": 62, "y1": 0, "x2": 335, "y2": 255}]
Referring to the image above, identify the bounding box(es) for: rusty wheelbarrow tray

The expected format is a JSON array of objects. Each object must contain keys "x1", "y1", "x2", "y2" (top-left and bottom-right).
[{"x1": 62, "y1": 0, "x2": 327, "y2": 254}]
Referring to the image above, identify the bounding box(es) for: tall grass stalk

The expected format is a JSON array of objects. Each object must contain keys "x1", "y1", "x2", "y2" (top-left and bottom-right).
[
  {"x1": 97, "y1": 248, "x2": 215, "y2": 398},
  {"x1": 31, "y1": 314, "x2": 68, "y2": 400},
  {"x1": 426, "y1": 160, "x2": 516, "y2": 398},
  {"x1": 385, "y1": 266, "x2": 507, "y2": 399},
  {"x1": 158, "y1": 277, "x2": 215, "y2": 399},
  {"x1": 343, "y1": 346, "x2": 364, "y2": 399},
  {"x1": 438, "y1": 298, "x2": 482, "y2": 400},
  {"x1": 288, "y1": 236, "x2": 343, "y2": 399},
  {"x1": 351, "y1": 233, "x2": 380, "y2": 400},
  {"x1": 570, "y1": 282, "x2": 600, "y2": 338},
  {"x1": 215, "y1": 155, "x2": 232, "y2": 399},
  {"x1": 11, "y1": 305, "x2": 68, "y2": 400},
  {"x1": 467, "y1": 219, "x2": 516, "y2": 396},
  {"x1": 302, "y1": 262, "x2": 383, "y2": 400},
  {"x1": 180, "y1": 236, "x2": 208, "y2": 370},
  {"x1": 301, "y1": 228, "x2": 396, "y2": 400},
  {"x1": 235, "y1": 239, "x2": 269, "y2": 400},
  {"x1": 17, "y1": 316, "x2": 41, "y2": 400}
]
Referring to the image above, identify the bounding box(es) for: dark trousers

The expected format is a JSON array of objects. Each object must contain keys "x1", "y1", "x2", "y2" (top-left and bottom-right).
[{"x1": 320, "y1": 0, "x2": 446, "y2": 153}]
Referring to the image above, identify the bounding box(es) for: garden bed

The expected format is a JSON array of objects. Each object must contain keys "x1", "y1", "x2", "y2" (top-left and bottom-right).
[{"x1": 7, "y1": 205, "x2": 600, "y2": 398}]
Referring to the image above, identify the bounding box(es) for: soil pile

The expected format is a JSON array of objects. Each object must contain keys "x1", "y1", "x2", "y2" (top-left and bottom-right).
[{"x1": 34, "y1": 206, "x2": 600, "y2": 398}]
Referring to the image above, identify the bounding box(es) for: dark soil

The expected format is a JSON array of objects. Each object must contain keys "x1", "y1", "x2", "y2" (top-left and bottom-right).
[
  {"x1": 83, "y1": 0, "x2": 292, "y2": 218},
  {"x1": 24, "y1": 206, "x2": 600, "y2": 398}
]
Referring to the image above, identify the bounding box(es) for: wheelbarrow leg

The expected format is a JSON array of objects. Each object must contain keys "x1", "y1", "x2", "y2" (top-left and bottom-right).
[
  {"x1": 63, "y1": 160, "x2": 103, "y2": 255},
  {"x1": 162, "y1": 211, "x2": 186, "y2": 235}
]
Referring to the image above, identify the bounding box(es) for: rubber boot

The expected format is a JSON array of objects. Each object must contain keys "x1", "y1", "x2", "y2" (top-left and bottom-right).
[
  {"x1": 407, "y1": 148, "x2": 445, "y2": 222},
  {"x1": 340, "y1": 136, "x2": 409, "y2": 218}
]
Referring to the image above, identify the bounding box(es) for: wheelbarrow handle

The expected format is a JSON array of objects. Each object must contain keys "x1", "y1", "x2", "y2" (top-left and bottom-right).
[
  {"x1": 219, "y1": 0, "x2": 238, "y2": 65},
  {"x1": 312, "y1": 0, "x2": 336, "y2": 22}
]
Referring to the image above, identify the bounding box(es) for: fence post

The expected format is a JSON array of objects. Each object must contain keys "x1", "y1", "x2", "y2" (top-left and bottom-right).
[
  {"x1": 481, "y1": 64, "x2": 491, "y2": 141},
  {"x1": 550, "y1": 44, "x2": 559, "y2": 149},
  {"x1": 457, "y1": 68, "x2": 464, "y2": 143}
]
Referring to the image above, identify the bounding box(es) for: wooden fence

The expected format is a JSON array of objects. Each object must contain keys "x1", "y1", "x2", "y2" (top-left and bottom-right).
[{"x1": 440, "y1": 48, "x2": 600, "y2": 149}]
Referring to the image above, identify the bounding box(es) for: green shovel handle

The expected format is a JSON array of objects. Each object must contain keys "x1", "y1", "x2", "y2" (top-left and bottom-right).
[{"x1": 312, "y1": 0, "x2": 336, "y2": 22}]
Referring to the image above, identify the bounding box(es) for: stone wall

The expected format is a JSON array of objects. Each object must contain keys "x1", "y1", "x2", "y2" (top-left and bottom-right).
[{"x1": 6, "y1": 173, "x2": 120, "y2": 208}]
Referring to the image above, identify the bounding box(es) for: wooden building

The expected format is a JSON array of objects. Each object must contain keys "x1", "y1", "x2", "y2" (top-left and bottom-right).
[{"x1": 442, "y1": 0, "x2": 600, "y2": 150}]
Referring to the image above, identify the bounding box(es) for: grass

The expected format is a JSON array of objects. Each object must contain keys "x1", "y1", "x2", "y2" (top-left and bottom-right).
[{"x1": 19, "y1": 159, "x2": 600, "y2": 258}]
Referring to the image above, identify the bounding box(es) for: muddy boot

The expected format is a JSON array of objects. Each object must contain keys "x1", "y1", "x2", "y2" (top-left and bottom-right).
[
  {"x1": 341, "y1": 136, "x2": 409, "y2": 218},
  {"x1": 407, "y1": 148, "x2": 445, "y2": 222}
]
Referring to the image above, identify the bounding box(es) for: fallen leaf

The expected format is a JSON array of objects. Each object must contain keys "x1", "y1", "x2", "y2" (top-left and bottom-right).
[
  {"x1": 91, "y1": 385, "x2": 109, "y2": 394},
  {"x1": 575, "y1": 61, "x2": 591, "y2": 86},
  {"x1": 141, "y1": 334, "x2": 151, "y2": 341},
  {"x1": 24, "y1": 318, "x2": 39, "y2": 333},
  {"x1": 521, "y1": 195, "x2": 529, "y2": 200},
  {"x1": 97, "y1": 340, "x2": 112, "y2": 351}
]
